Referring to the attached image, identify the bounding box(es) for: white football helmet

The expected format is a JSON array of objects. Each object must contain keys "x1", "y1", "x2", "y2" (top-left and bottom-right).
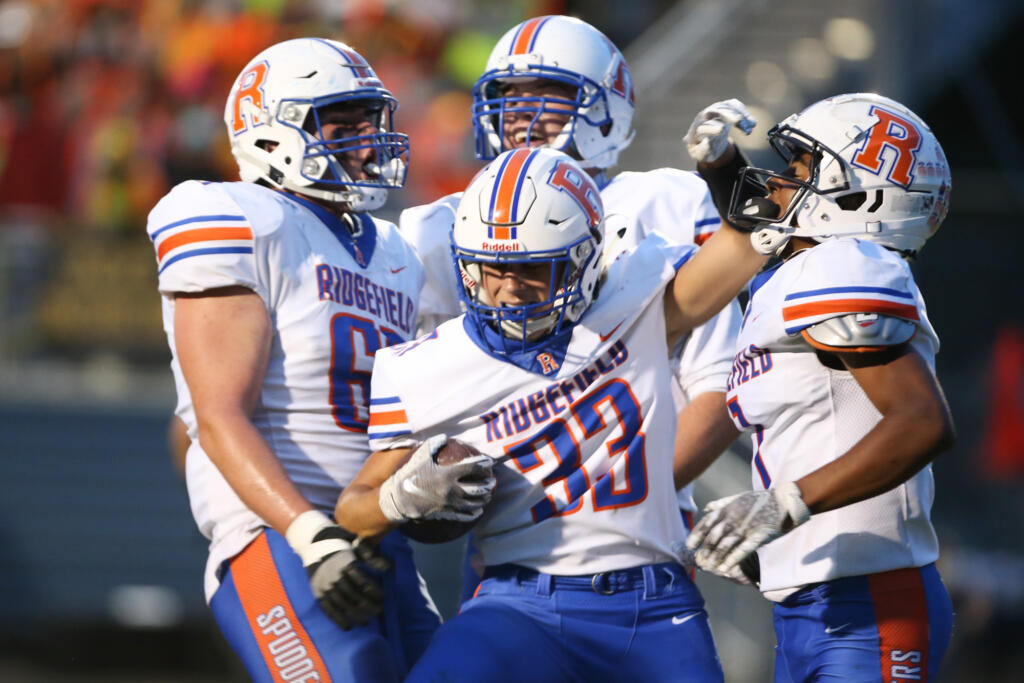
[
  {"x1": 224, "y1": 38, "x2": 409, "y2": 212},
  {"x1": 732, "y1": 93, "x2": 951, "y2": 257},
  {"x1": 472, "y1": 16, "x2": 635, "y2": 170},
  {"x1": 453, "y1": 148, "x2": 605, "y2": 355}
]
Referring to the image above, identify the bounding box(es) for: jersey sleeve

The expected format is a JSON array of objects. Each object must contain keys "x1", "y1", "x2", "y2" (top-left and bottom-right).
[
  {"x1": 146, "y1": 181, "x2": 260, "y2": 297},
  {"x1": 367, "y1": 348, "x2": 418, "y2": 452},
  {"x1": 399, "y1": 194, "x2": 464, "y2": 332},
  {"x1": 602, "y1": 169, "x2": 721, "y2": 247},
  {"x1": 781, "y1": 240, "x2": 921, "y2": 336},
  {"x1": 672, "y1": 297, "x2": 742, "y2": 400}
]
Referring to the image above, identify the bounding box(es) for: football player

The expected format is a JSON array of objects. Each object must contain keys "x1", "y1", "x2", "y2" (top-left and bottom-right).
[
  {"x1": 685, "y1": 94, "x2": 955, "y2": 681},
  {"x1": 147, "y1": 38, "x2": 476, "y2": 681},
  {"x1": 335, "y1": 147, "x2": 770, "y2": 682},
  {"x1": 400, "y1": 14, "x2": 746, "y2": 599}
]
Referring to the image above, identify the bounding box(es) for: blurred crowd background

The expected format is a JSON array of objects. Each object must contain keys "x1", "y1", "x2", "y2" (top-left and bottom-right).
[{"x1": 1, "y1": 0, "x2": 1022, "y2": 681}]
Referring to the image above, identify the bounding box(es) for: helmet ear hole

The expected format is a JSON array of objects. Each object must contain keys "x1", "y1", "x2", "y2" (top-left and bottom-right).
[{"x1": 836, "y1": 192, "x2": 867, "y2": 211}]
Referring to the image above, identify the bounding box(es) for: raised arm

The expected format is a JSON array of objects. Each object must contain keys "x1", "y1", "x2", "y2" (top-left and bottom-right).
[
  {"x1": 665, "y1": 100, "x2": 766, "y2": 344},
  {"x1": 663, "y1": 224, "x2": 765, "y2": 344}
]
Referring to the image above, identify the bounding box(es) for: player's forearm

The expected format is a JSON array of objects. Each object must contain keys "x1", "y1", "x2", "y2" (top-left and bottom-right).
[
  {"x1": 335, "y1": 446, "x2": 411, "y2": 538},
  {"x1": 795, "y1": 409, "x2": 954, "y2": 514},
  {"x1": 672, "y1": 392, "x2": 740, "y2": 490},
  {"x1": 666, "y1": 226, "x2": 765, "y2": 340},
  {"x1": 334, "y1": 484, "x2": 399, "y2": 539},
  {"x1": 196, "y1": 412, "x2": 313, "y2": 534}
]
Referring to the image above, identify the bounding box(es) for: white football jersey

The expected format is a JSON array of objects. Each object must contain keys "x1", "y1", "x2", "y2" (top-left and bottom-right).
[
  {"x1": 148, "y1": 180, "x2": 423, "y2": 599},
  {"x1": 368, "y1": 236, "x2": 694, "y2": 575},
  {"x1": 727, "y1": 239, "x2": 940, "y2": 596},
  {"x1": 399, "y1": 169, "x2": 740, "y2": 515}
]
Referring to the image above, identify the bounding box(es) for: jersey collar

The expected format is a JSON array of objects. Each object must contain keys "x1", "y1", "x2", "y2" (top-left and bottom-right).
[
  {"x1": 462, "y1": 315, "x2": 572, "y2": 376},
  {"x1": 283, "y1": 192, "x2": 377, "y2": 268}
]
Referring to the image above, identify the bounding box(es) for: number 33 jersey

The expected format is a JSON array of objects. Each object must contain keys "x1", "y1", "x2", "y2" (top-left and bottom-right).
[
  {"x1": 147, "y1": 180, "x2": 423, "y2": 599},
  {"x1": 369, "y1": 235, "x2": 695, "y2": 575},
  {"x1": 727, "y1": 238, "x2": 941, "y2": 596}
]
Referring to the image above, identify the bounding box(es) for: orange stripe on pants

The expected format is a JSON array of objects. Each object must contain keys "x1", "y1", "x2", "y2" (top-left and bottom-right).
[
  {"x1": 868, "y1": 567, "x2": 929, "y2": 682},
  {"x1": 232, "y1": 534, "x2": 331, "y2": 682}
]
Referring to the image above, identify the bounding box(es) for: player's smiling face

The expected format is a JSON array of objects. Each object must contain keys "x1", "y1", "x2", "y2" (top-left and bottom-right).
[
  {"x1": 479, "y1": 260, "x2": 563, "y2": 337},
  {"x1": 498, "y1": 79, "x2": 577, "y2": 150}
]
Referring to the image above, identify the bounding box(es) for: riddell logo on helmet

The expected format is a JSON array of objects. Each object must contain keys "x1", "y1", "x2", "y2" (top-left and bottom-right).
[{"x1": 481, "y1": 241, "x2": 521, "y2": 252}]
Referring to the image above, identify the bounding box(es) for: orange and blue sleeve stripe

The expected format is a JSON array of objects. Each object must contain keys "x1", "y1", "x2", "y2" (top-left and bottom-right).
[
  {"x1": 693, "y1": 215, "x2": 720, "y2": 246},
  {"x1": 486, "y1": 148, "x2": 541, "y2": 239},
  {"x1": 150, "y1": 214, "x2": 253, "y2": 274},
  {"x1": 782, "y1": 285, "x2": 918, "y2": 335},
  {"x1": 509, "y1": 16, "x2": 553, "y2": 55},
  {"x1": 368, "y1": 396, "x2": 412, "y2": 441}
]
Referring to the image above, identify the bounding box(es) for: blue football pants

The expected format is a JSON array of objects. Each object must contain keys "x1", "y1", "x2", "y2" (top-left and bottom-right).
[
  {"x1": 209, "y1": 528, "x2": 440, "y2": 682},
  {"x1": 772, "y1": 563, "x2": 953, "y2": 682},
  {"x1": 408, "y1": 561, "x2": 723, "y2": 683}
]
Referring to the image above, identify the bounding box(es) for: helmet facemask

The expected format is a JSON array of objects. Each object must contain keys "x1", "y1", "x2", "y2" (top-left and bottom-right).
[
  {"x1": 473, "y1": 67, "x2": 610, "y2": 166},
  {"x1": 274, "y1": 93, "x2": 408, "y2": 211},
  {"x1": 731, "y1": 125, "x2": 874, "y2": 256},
  {"x1": 454, "y1": 235, "x2": 597, "y2": 356}
]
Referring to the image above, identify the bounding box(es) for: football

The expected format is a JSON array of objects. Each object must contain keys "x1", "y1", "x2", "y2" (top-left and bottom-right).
[{"x1": 398, "y1": 439, "x2": 490, "y2": 544}]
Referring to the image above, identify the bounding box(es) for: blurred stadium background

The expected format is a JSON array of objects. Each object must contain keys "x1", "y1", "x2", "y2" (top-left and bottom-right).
[{"x1": 1, "y1": 0, "x2": 1022, "y2": 681}]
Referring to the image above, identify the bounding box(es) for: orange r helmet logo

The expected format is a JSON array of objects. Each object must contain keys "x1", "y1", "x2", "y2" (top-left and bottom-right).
[
  {"x1": 851, "y1": 106, "x2": 922, "y2": 189},
  {"x1": 231, "y1": 61, "x2": 269, "y2": 135}
]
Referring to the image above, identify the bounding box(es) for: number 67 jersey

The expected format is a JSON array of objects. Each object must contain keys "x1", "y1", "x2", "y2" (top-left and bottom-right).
[
  {"x1": 727, "y1": 238, "x2": 942, "y2": 597},
  {"x1": 148, "y1": 179, "x2": 423, "y2": 600},
  {"x1": 368, "y1": 235, "x2": 694, "y2": 575}
]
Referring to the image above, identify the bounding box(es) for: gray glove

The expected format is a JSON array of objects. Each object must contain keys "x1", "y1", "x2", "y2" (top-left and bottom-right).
[
  {"x1": 683, "y1": 98, "x2": 758, "y2": 164},
  {"x1": 378, "y1": 435, "x2": 496, "y2": 523},
  {"x1": 685, "y1": 481, "x2": 810, "y2": 579},
  {"x1": 285, "y1": 510, "x2": 390, "y2": 630}
]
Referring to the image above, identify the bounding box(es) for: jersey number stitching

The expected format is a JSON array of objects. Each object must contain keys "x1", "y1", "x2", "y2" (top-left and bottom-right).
[
  {"x1": 505, "y1": 378, "x2": 648, "y2": 522},
  {"x1": 329, "y1": 312, "x2": 403, "y2": 432}
]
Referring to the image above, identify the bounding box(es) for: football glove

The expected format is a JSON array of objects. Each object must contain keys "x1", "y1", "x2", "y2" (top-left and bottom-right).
[
  {"x1": 683, "y1": 98, "x2": 758, "y2": 164},
  {"x1": 685, "y1": 481, "x2": 810, "y2": 580},
  {"x1": 285, "y1": 510, "x2": 390, "y2": 630},
  {"x1": 378, "y1": 435, "x2": 496, "y2": 523}
]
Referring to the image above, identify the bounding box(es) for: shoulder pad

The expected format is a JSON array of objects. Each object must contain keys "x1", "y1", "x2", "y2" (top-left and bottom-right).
[{"x1": 804, "y1": 313, "x2": 916, "y2": 351}]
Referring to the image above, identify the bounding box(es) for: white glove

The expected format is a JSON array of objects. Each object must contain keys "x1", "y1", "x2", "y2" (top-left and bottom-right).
[
  {"x1": 685, "y1": 481, "x2": 810, "y2": 579},
  {"x1": 378, "y1": 435, "x2": 496, "y2": 523},
  {"x1": 285, "y1": 510, "x2": 390, "y2": 629},
  {"x1": 683, "y1": 98, "x2": 758, "y2": 164}
]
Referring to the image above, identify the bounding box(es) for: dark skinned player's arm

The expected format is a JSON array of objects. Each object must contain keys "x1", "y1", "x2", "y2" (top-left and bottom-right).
[{"x1": 794, "y1": 345, "x2": 955, "y2": 513}]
